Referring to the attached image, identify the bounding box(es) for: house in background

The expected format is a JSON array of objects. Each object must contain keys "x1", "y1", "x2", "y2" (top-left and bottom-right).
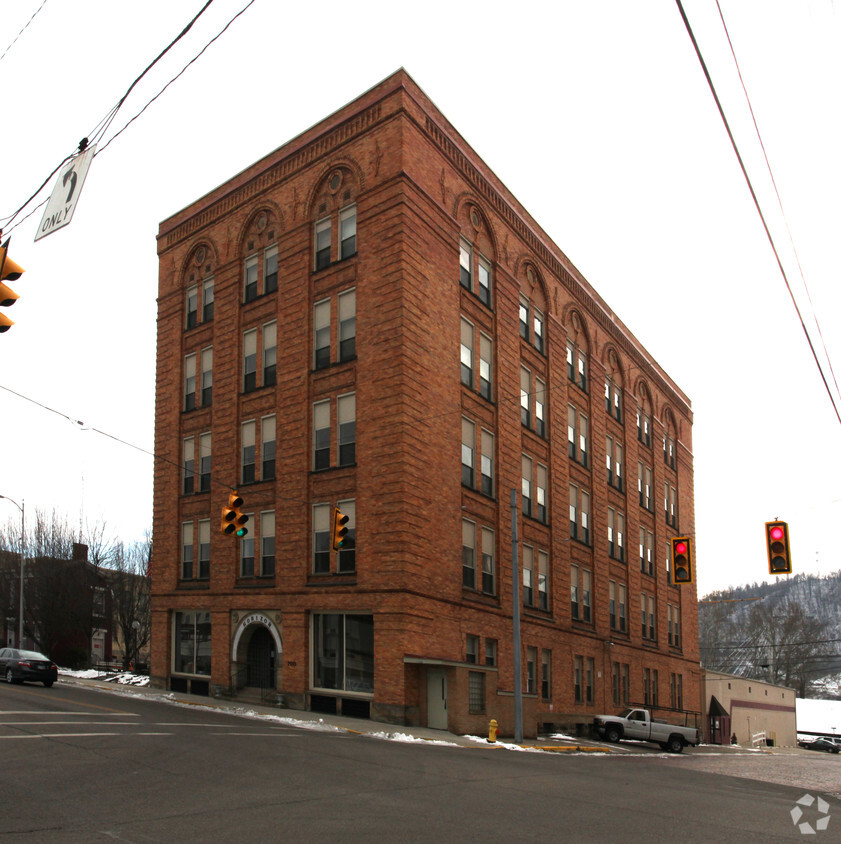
[{"x1": 702, "y1": 669, "x2": 796, "y2": 747}]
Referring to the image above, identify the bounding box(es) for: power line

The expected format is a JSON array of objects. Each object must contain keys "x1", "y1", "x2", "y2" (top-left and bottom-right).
[
  {"x1": 0, "y1": 0, "x2": 49, "y2": 64},
  {"x1": 674, "y1": 0, "x2": 841, "y2": 428}
]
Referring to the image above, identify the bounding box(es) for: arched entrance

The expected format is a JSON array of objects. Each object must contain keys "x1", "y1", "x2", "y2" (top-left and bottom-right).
[
  {"x1": 231, "y1": 612, "x2": 283, "y2": 695},
  {"x1": 246, "y1": 626, "x2": 275, "y2": 689}
]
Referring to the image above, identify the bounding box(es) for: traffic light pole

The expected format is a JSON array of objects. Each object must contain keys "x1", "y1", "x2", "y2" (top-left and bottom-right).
[{"x1": 511, "y1": 489, "x2": 523, "y2": 745}]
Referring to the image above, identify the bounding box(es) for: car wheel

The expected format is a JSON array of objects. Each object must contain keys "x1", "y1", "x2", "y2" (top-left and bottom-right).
[
  {"x1": 605, "y1": 726, "x2": 622, "y2": 743},
  {"x1": 5, "y1": 669, "x2": 14, "y2": 684},
  {"x1": 43, "y1": 680, "x2": 53, "y2": 688},
  {"x1": 666, "y1": 736, "x2": 684, "y2": 754}
]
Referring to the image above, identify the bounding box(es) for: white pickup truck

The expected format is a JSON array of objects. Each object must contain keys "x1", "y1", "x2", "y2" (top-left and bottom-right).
[{"x1": 592, "y1": 708, "x2": 700, "y2": 753}]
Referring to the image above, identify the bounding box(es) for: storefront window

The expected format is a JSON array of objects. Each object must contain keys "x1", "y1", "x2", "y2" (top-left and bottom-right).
[
  {"x1": 174, "y1": 611, "x2": 211, "y2": 676},
  {"x1": 313, "y1": 613, "x2": 373, "y2": 694}
]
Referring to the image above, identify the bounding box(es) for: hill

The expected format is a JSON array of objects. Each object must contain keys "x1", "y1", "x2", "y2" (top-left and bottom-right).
[{"x1": 699, "y1": 571, "x2": 841, "y2": 699}]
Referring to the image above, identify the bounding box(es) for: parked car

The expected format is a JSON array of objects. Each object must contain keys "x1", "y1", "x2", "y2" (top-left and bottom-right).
[
  {"x1": 0, "y1": 648, "x2": 58, "y2": 687},
  {"x1": 798, "y1": 737, "x2": 840, "y2": 754}
]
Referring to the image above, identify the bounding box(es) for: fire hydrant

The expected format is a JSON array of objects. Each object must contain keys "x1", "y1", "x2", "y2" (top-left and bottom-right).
[{"x1": 488, "y1": 719, "x2": 499, "y2": 743}]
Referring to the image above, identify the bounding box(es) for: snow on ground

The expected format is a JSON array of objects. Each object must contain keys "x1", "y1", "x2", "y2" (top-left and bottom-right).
[{"x1": 59, "y1": 668, "x2": 150, "y2": 686}]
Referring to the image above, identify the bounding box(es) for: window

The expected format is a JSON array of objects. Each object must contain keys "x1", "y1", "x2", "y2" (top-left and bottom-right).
[
  {"x1": 570, "y1": 484, "x2": 590, "y2": 544},
  {"x1": 460, "y1": 318, "x2": 474, "y2": 387},
  {"x1": 665, "y1": 482, "x2": 678, "y2": 528},
  {"x1": 643, "y1": 668, "x2": 651, "y2": 706},
  {"x1": 637, "y1": 404, "x2": 652, "y2": 447},
  {"x1": 339, "y1": 205, "x2": 357, "y2": 259},
  {"x1": 338, "y1": 289, "x2": 356, "y2": 361},
  {"x1": 606, "y1": 436, "x2": 623, "y2": 491},
  {"x1": 638, "y1": 462, "x2": 653, "y2": 511},
  {"x1": 312, "y1": 613, "x2": 373, "y2": 694},
  {"x1": 263, "y1": 322, "x2": 277, "y2": 387},
  {"x1": 536, "y1": 463, "x2": 548, "y2": 524},
  {"x1": 522, "y1": 545, "x2": 534, "y2": 607},
  {"x1": 468, "y1": 671, "x2": 485, "y2": 714},
  {"x1": 538, "y1": 550, "x2": 548, "y2": 610},
  {"x1": 337, "y1": 393, "x2": 356, "y2": 466},
  {"x1": 459, "y1": 240, "x2": 472, "y2": 290},
  {"x1": 314, "y1": 299, "x2": 331, "y2": 369},
  {"x1": 200, "y1": 347, "x2": 212, "y2": 406},
  {"x1": 466, "y1": 634, "x2": 479, "y2": 664},
  {"x1": 519, "y1": 297, "x2": 530, "y2": 341},
  {"x1": 261, "y1": 415, "x2": 276, "y2": 480},
  {"x1": 336, "y1": 499, "x2": 356, "y2": 573},
  {"x1": 642, "y1": 593, "x2": 656, "y2": 640},
  {"x1": 202, "y1": 277, "x2": 214, "y2": 322},
  {"x1": 313, "y1": 504, "x2": 330, "y2": 573},
  {"x1": 174, "y1": 611, "x2": 211, "y2": 676},
  {"x1": 462, "y1": 519, "x2": 476, "y2": 589},
  {"x1": 183, "y1": 437, "x2": 195, "y2": 495},
  {"x1": 485, "y1": 639, "x2": 497, "y2": 667},
  {"x1": 670, "y1": 673, "x2": 683, "y2": 710},
  {"x1": 571, "y1": 565, "x2": 592, "y2": 623},
  {"x1": 260, "y1": 510, "x2": 275, "y2": 577},
  {"x1": 198, "y1": 519, "x2": 210, "y2": 579},
  {"x1": 314, "y1": 217, "x2": 331, "y2": 270},
  {"x1": 664, "y1": 430, "x2": 676, "y2": 469},
  {"x1": 608, "y1": 507, "x2": 625, "y2": 562},
  {"x1": 535, "y1": 378, "x2": 546, "y2": 438},
  {"x1": 568, "y1": 405, "x2": 588, "y2": 467},
  {"x1": 605, "y1": 375, "x2": 622, "y2": 421},
  {"x1": 574, "y1": 655, "x2": 583, "y2": 704},
  {"x1": 526, "y1": 646, "x2": 537, "y2": 695},
  {"x1": 199, "y1": 433, "x2": 211, "y2": 493},
  {"x1": 244, "y1": 255, "x2": 258, "y2": 303},
  {"x1": 522, "y1": 455, "x2": 533, "y2": 518},
  {"x1": 313, "y1": 401, "x2": 330, "y2": 470},
  {"x1": 612, "y1": 662, "x2": 621, "y2": 705},
  {"x1": 533, "y1": 307, "x2": 544, "y2": 354},
  {"x1": 520, "y1": 367, "x2": 531, "y2": 427},
  {"x1": 242, "y1": 421, "x2": 256, "y2": 484},
  {"x1": 181, "y1": 522, "x2": 193, "y2": 580},
  {"x1": 243, "y1": 330, "x2": 257, "y2": 392},
  {"x1": 481, "y1": 527, "x2": 495, "y2": 594},
  {"x1": 184, "y1": 353, "x2": 196, "y2": 411},
  {"x1": 240, "y1": 523, "x2": 255, "y2": 577},
  {"x1": 639, "y1": 528, "x2": 655, "y2": 576},
  {"x1": 479, "y1": 334, "x2": 493, "y2": 400},
  {"x1": 610, "y1": 581, "x2": 628, "y2": 633},
  {"x1": 567, "y1": 340, "x2": 588, "y2": 392},
  {"x1": 264, "y1": 245, "x2": 278, "y2": 294},
  {"x1": 541, "y1": 650, "x2": 551, "y2": 700},
  {"x1": 462, "y1": 418, "x2": 475, "y2": 488},
  {"x1": 459, "y1": 239, "x2": 492, "y2": 306},
  {"x1": 668, "y1": 604, "x2": 681, "y2": 648},
  {"x1": 186, "y1": 285, "x2": 198, "y2": 329},
  {"x1": 480, "y1": 429, "x2": 494, "y2": 497},
  {"x1": 586, "y1": 657, "x2": 594, "y2": 704}
]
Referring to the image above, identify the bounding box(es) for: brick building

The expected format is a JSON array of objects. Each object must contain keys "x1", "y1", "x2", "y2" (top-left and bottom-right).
[{"x1": 151, "y1": 69, "x2": 701, "y2": 737}]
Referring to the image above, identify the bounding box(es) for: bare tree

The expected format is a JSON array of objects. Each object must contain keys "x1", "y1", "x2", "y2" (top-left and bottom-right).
[{"x1": 106, "y1": 536, "x2": 151, "y2": 670}]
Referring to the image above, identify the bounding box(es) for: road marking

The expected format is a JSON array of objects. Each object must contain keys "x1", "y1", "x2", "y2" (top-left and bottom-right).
[{"x1": 0, "y1": 732, "x2": 173, "y2": 739}]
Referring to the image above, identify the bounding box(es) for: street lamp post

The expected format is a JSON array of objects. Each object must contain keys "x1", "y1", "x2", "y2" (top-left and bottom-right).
[{"x1": 0, "y1": 494, "x2": 24, "y2": 647}]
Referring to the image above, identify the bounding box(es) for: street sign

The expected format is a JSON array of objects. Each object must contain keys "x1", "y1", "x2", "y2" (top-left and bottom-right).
[{"x1": 34, "y1": 145, "x2": 96, "y2": 241}]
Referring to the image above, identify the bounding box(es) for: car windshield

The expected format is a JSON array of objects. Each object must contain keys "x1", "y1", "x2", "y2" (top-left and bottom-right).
[
  {"x1": 618, "y1": 709, "x2": 634, "y2": 719},
  {"x1": 18, "y1": 650, "x2": 49, "y2": 660}
]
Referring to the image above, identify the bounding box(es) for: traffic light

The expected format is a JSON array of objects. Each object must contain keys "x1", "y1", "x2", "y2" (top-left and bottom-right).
[
  {"x1": 331, "y1": 507, "x2": 349, "y2": 551},
  {"x1": 671, "y1": 536, "x2": 693, "y2": 585},
  {"x1": 0, "y1": 237, "x2": 24, "y2": 333},
  {"x1": 221, "y1": 492, "x2": 249, "y2": 537},
  {"x1": 765, "y1": 520, "x2": 792, "y2": 575}
]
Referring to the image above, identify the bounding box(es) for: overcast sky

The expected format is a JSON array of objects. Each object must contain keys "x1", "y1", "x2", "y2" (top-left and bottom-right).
[{"x1": 1, "y1": 0, "x2": 839, "y2": 596}]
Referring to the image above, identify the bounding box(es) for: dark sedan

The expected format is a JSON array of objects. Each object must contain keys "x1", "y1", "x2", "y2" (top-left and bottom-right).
[
  {"x1": 0, "y1": 648, "x2": 58, "y2": 687},
  {"x1": 798, "y1": 737, "x2": 840, "y2": 754}
]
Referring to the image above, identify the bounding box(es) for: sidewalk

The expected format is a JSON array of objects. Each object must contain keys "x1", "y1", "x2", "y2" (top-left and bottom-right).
[{"x1": 58, "y1": 672, "x2": 606, "y2": 753}]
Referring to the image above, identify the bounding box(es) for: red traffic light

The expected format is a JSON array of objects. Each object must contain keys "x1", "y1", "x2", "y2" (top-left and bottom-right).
[
  {"x1": 670, "y1": 536, "x2": 694, "y2": 585},
  {"x1": 765, "y1": 520, "x2": 791, "y2": 575}
]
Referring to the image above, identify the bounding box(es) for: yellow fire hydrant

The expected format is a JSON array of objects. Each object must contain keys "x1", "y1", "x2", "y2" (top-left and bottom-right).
[{"x1": 488, "y1": 719, "x2": 499, "y2": 743}]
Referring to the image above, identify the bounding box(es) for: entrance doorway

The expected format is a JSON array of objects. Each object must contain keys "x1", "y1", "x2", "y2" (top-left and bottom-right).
[
  {"x1": 426, "y1": 668, "x2": 448, "y2": 730},
  {"x1": 246, "y1": 626, "x2": 276, "y2": 689}
]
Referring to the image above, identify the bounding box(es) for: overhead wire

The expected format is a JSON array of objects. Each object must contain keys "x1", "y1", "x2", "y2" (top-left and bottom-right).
[
  {"x1": 674, "y1": 0, "x2": 841, "y2": 428},
  {"x1": 1, "y1": 0, "x2": 257, "y2": 236},
  {"x1": 713, "y1": 0, "x2": 841, "y2": 411},
  {"x1": 0, "y1": 0, "x2": 49, "y2": 64}
]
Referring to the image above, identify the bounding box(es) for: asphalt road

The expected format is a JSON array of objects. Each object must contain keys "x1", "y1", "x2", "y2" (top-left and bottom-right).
[{"x1": 1, "y1": 681, "x2": 838, "y2": 842}]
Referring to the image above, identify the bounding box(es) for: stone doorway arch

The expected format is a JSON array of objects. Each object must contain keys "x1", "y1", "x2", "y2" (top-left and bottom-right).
[{"x1": 231, "y1": 612, "x2": 283, "y2": 694}]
